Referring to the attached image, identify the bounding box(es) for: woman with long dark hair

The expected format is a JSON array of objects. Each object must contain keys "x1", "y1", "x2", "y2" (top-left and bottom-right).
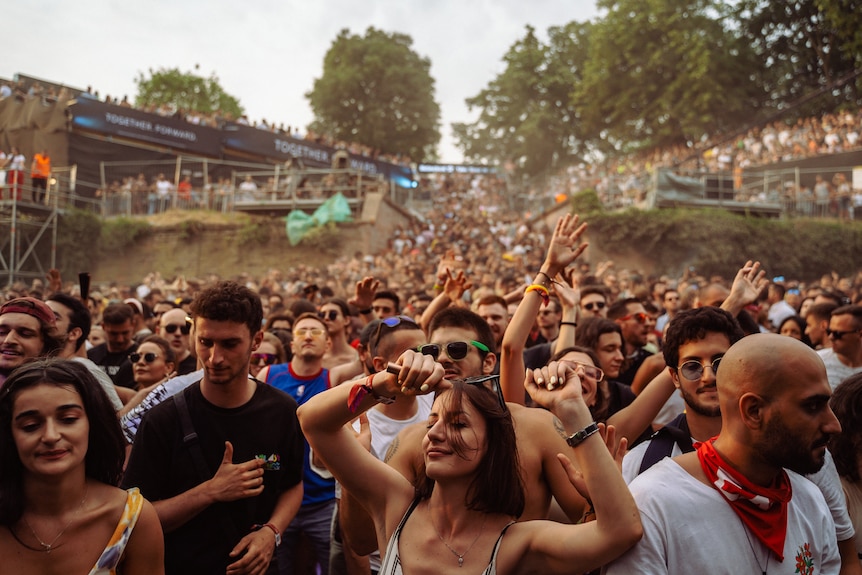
[
  {"x1": 0, "y1": 359, "x2": 163, "y2": 574},
  {"x1": 299, "y1": 352, "x2": 642, "y2": 574}
]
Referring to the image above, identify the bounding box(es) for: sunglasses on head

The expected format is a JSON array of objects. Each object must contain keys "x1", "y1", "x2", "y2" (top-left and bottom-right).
[
  {"x1": 371, "y1": 315, "x2": 419, "y2": 354},
  {"x1": 620, "y1": 312, "x2": 649, "y2": 324},
  {"x1": 251, "y1": 353, "x2": 277, "y2": 366},
  {"x1": 417, "y1": 340, "x2": 490, "y2": 361},
  {"x1": 583, "y1": 301, "x2": 606, "y2": 311},
  {"x1": 678, "y1": 358, "x2": 722, "y2": 381},
  {"x1": 318, "y1": 309, "x2": 340, "y2": 321},
  {"x1": 129, "y1": 352, "x2": 159, "y2": 364},
  {"x1": 164, "y1": 323, "x2": 191, "y2": 335},
  {"x1": 457, "y1": 374, "x2": 507, "y2": 411},
  {"x1": 826, "y1": 328, "x2": 861, "y2": 340}
]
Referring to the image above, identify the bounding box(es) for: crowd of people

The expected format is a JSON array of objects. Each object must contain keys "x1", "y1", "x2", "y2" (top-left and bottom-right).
[
  {"x1": 2, "y1": 74, "x2": 862, "y2": 574},
  {"x1": 535, "y1": 106, "x2": 862, "y2": 212},
  {"x1": 1, "y1": 182, "x2": 862, "y2": 573}
]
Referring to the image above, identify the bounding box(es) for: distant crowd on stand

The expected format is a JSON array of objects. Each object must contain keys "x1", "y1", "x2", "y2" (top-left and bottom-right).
[
  {"x1": 543, "y1": 106, "x2": 862, "y2": 212},
  {"x1": 0, "y1": 79, "x2": 412, "y2": 168}
]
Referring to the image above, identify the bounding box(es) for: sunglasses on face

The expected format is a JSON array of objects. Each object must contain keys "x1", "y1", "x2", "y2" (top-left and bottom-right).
[
  {"x1": 826, "y1": 328, "x2": 861, "y2": 340},
  {"x1": 129, "y1": 352, "x2": 159, "y2": 364},
  {"x1": 583, "y1": 301, "x2": 606, "y2": 312},
  {"x1": 417, "y1": 340, "x2": 490, "y2": 361},
  {"x1": 678, "y1": 358, "x2": 722, "y2": 381},
  {"x1": 371, "y1": 315, "x2": 419, "y2": 354},
  {"x1": 318, "y1": 309, "x2": 340, "y2": 321},
  {"x1": 294, "y1": 327, "x2": 325, "y2": 338},
  {"x1": 561, "y1": 360, "x2": 605, "y2": 382},
  {"x1": 620, "y1": 312, "x2": 649, "y2": 324},
  {"x1": 251, "y1": 353, "x2": 277, "y2": 366},
  {"x1": 164, "y1": 323, "x2": 191, "y2": 335}
]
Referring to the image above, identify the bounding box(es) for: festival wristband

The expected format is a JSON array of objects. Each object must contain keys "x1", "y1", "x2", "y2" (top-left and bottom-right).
[
  {"x1": 347, "y1": 374, "x2": 396, "y2": 412},
  {"x1": 525, "y1": 284, "x2": 550, "y2": 306}
]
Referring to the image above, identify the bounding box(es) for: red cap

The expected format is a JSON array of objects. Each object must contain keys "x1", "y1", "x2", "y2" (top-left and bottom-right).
[{"x1": 0, "y1": 297, "x2": 56, "y2": 327}]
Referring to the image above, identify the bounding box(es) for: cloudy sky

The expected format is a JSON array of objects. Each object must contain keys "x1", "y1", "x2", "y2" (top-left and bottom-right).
[{"x1": 5, "y1": 0, "x2": 598, "y2": 162}]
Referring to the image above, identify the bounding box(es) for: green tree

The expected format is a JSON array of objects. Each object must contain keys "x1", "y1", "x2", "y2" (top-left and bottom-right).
[
  {"x1": 453, "y1": 23, "x2": 593, "y2": 176},
  {"x1": 577, "y1": 0, "x2": 765, "y2": 151},
  {"x1": 134, "y1": 66, "x2": 244, "y2": 119},
  {"x1": 306, "y1": 27, "x2": 441, "y2": 161},
  {"x1": 734, "y1": 0, "x2": 861, "y2": 117}
]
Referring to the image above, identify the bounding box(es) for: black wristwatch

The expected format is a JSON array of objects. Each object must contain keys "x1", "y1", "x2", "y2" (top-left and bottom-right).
[{"x1": 565, "y1": 422, "x2": 599, "y2": 448}]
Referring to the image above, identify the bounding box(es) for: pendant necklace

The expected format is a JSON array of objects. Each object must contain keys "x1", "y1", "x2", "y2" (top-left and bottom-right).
[
  {"x1": 22, "y1": 487, "x2": 89, "y2": 554},
  {"x1": 432, "y1": 513, "x2": 488, "y2": 568},
  {"x1": 739, "y1": 517, "x2": 768, "y2": 575}
]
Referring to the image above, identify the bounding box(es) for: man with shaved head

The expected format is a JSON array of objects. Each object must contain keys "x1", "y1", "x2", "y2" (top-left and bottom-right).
[{"x1": 608, "y1": 334, "x2": 843, "y2": 574}]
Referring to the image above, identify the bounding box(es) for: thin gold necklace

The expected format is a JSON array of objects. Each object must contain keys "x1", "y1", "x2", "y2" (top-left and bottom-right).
[
  {"x1": 22, "y1": 487, "x2": 88, "y2": 554},
  {"x1": 431, "y1": 512, "x2": 487, "y2": 568}
]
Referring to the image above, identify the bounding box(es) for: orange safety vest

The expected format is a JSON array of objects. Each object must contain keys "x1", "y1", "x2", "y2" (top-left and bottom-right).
[{"x1": 32, "y1": 153, "x2": 51, "y2": 178}]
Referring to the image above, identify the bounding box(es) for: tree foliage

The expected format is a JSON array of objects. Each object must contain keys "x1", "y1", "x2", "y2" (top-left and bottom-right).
[
  {"x1": 734, "y1": 0, "x2": 861, "y2": 117},
  {"x1": 455, "y1": 0, "x2": 861, "y2": 177},
  {"x1": 135, "y1": 66, "x2": 244, "y2": 119},
  {"x1": 577, "y1": 0, "x2": 765, "y2": 152},
  {"x1": 453, "y1": 23, "x2": 592, "y2": 176},
  {"x1": 307, "y1": 27, "x2": 441, "y2": 161}
]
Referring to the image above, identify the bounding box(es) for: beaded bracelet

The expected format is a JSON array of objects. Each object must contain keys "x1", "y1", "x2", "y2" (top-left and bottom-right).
[{"x1": 525, "y1": 284, "x2": 550, "y2": 306}]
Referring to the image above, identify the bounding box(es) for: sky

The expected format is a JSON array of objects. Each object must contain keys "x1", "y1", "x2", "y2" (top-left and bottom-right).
[{"x1": 5, "y1": 0, "x2": 598, "y2": 163}]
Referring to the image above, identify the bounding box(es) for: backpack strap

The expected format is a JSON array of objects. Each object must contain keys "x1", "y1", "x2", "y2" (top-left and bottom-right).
[
  {"x1": 637, "y1": 413, "x2": 695, "y2": 475},
  {"x1": 173, "y1": 386, "x2": 242, "y2": 544}
]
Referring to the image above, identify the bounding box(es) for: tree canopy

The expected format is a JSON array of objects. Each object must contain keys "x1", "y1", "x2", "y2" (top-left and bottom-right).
[
  {"x1": 453, "y1": 23, "x2": 592, "y2": 176},
  {"x1": 455, "y1": 0, "x2": 862, "y2": 176},
  {"x1": 134, "y1": 66, "x2": 244, "y2": 119},
  {"x1": 306, "y1": 27, "x2": 441, "y2": 161}
]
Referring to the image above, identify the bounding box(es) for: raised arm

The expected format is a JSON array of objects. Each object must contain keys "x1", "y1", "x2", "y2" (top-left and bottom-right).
[
  {"x1": 349, "y1": 276, "x2": 380, "y2": 325},
  {"x1": 508, "y1": 363, "x2": 642, "y2": 574},
  {"x1": 418, "y1": 268, "x2": 472, "y2": 332},
  {"x1": 721, "y1": 260, "x2": 767, "y2": 316},
  {"x1": 298, "y1": 351, "x2": 444, "y2": 528},
  {"x1": 500, "y1": 214, "x2": 587, "y2": 404},
  {"x1": 553, "y1": 270, "x2": 580, "y2": 356},
  {"x1": 606, "y1": 368, "x2": 675, "y2": 445}
]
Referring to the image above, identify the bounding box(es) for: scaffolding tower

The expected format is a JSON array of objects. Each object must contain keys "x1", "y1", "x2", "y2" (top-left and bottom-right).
[{"x1": 0, "y1": 180, "x2": 62, "y2": 288}]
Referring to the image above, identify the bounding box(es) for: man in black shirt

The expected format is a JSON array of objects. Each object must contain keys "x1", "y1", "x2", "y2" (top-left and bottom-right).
[{"x1": 87, "y1": 301, "x2": 137, "y2": 389}]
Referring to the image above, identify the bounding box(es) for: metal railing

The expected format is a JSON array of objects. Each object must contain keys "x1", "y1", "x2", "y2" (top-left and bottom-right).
[{"x1": 97, "y1": 157, "x2": 392, "y2": 219}]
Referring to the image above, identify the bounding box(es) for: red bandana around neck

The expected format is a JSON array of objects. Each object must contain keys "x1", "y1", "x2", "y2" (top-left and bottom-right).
[{"x1": 697, "y1": 439, "x2": 792, "y2": 561}]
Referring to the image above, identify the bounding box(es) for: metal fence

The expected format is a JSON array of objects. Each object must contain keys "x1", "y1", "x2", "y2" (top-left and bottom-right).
[{"x1": 97, "y1": 157, "x2": 393, "y2": 219}]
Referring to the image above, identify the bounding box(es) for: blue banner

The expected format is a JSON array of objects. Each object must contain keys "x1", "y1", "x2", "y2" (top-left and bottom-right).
[{"x1": 70, "y1": 98, "x2": 223, "y2": 157}]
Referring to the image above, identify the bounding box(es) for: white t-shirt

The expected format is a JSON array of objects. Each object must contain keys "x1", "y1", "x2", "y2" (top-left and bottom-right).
[
  {"x1": 622, "y1": 433, "x2": 855, "y2": 543},
  {"x1": 817, "y1": 348, "x2": 862, "y2": 391},
  {"x1": 606, "y1": 458, "x2": 840, "y2": 574}
]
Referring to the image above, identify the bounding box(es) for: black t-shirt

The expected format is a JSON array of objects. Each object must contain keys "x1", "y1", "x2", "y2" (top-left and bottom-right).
[
  {"x1": 605, "y1": 379, "x2": 652, "y2": 446},
  {"x1": 616, "y1": 347, "x2": 653, "y2": 387},
  {"x1": 122, "y1": 381, "x2": 303, "y2": 575},
  {"x1": 87, "y1": 342, "x2": 137, "y2": 389},
  {"x1": 176, "y1": 353, "x2": 198, "y2": 376}
]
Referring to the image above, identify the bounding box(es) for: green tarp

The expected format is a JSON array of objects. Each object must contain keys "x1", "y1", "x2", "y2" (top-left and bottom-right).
[{"x1": 284, "y1": 192, "x2": 353, "y2": 245}]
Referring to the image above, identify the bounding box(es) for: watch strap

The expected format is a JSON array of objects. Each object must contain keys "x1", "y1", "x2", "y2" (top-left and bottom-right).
[{"x1": 566, "y1": 422, "x2": 600, "y2": 448}]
